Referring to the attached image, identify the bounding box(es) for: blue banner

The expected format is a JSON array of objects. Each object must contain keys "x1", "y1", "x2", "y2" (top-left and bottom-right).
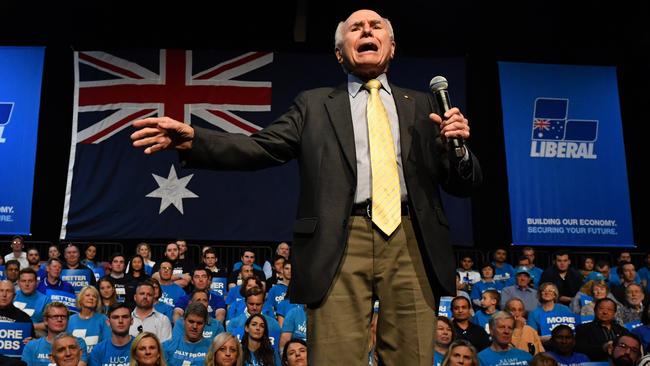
[
  {"x1": 0, "y1": 322, "x2": 32, "y2": 356},
  {"x1": 499, "y1": 62, "x2": 633, "y2": 247},
  {"x1": 61, "y1": 49, "x2": 473, "y2": 244},
  {"x1": 210, "y1": 277, "x2": 228, "y2": 297},
  {"x1": 46, "y1": 289, "x2": 78, "y2": 313},
  {"x1": 61, "y1": 269, "x2": 93, "y2": 293},
  {"x1": 0, "y1": 46, "x2": 45, "y2": 235}
]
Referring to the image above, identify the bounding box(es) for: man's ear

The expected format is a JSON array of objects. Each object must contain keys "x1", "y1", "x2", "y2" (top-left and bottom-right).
[{"x1": 335, "y1": 48, "x2": 343, "y2": 64}]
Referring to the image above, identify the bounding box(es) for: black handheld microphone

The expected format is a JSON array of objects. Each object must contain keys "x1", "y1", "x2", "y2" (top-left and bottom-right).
[{"x1": 429, "y1": 76, "x2": 465, "y2": 158}]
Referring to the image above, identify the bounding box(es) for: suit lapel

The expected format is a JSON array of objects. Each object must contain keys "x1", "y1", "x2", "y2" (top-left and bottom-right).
[
  {"x1": 325, "y1": 85, "x2": 357, "y2": 176},
  {"x1": 392, "y1": 84, "x2": 415, "y2": 161}
]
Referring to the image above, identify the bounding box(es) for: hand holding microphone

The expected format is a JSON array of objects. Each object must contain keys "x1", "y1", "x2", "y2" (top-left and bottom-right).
[{"x1": 429, "y1": 76, "x2": 469, "y2": 158}]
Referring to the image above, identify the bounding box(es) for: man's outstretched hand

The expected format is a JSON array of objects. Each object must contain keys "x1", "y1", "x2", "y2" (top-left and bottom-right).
[{"x1": 131, "y1": 117, "x2": 194, "y2": 154}]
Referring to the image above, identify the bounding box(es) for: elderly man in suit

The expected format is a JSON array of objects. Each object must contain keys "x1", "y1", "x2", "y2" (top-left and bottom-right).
[{"x1": 132, "y1": 8, "x2": 481, "y2": 365}]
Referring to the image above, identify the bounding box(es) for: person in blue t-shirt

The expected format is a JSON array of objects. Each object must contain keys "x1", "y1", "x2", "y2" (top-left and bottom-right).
[
  {"x1": 478, "y1": 311, "x2": 533, "y2": 366},
  {"x1": 528, "y1": 282, "x2": 577, "y2": 341},
  {"x1": 544, "y1": 324, "x2": 590, "y2": 366},
  {"x1": 163, "y1": 302, "x2": 212, "y2": 366},
  {"x1": 492, "y1": 248, "x2": 515, "y2": 288},
  {"x1": 173, "y1": 268, "x2": 226, "y2": 323},
  {"x1": 67, "y1": 286, "x2": 112, "y2": 354},
  {"x1": 470, "y1": 263, "x2": 503, "y2": 309},
  {"x1": 36, "y1": 258, "x2": 75, "y2": 295},
  {"x1": 433, "y1": 316, "x2": 455, "y2": 366},
  {"x1": 242, "y1": 313, "x2": 281, "y2": 366},
  {"x1": 22, "y1": 302, "x2": 89, "y2": 366},
  {"x1": 14, "y1": 268, "x2": 48, "y2": 332},
  {"x1": 88, "y1": 303, "x2": 134, "y2": 366},
  {"x1": 172, "y1": 289, "x2": 225, "y2": 340},
  {"x1": 49, "y1": 333, "x2": 83, "y2": 366},
  {"x1": 472, "y1": 289, "x2": 499, "y2": 332},
  {"x1": 280, "y1": 304, "x2": 307, "y2": 351}
]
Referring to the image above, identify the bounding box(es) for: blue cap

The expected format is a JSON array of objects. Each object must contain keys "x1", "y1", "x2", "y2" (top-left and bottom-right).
[
  {"x1": 515, "y1": 266, "x2": 531, "y2": 276},
  {"x1": 590, "y1": 272, "x2": 606, "y2": 281}
]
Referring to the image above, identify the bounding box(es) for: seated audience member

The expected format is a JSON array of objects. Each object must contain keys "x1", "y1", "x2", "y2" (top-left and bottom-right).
[
  {"x1": 80, "y1": 243, "x2": 99, "y2": 269},
  {"x1": 578, "y1": 280, "x2": 614, "y2": 322},
  {"x1": 22, "y1": 302, "x2": 88, "y2": 366},
  {"x1": 241, "y1": 314, "x2": 282, "y2": 366},
  {"x1": 500, "y1": 266, "x2": 539, "y2": 313},
  {"x1": 472, "y1": 289, "x2": 499, "y2": 331},
  {"x1": 149, "y1": 277, "x2": 174, "y2": 325},
  {"x1": 575, "y1": 298, "x2": 630, "y2": 361},
  {"x1": 528, "y1": 282, "x2": 577, "y2": 341},
  {"x1": 470, "y1": 263, "x2": 502, "y2": 309},
  {"x1": 264, "y1": 255, "x2": 287, "y2": 290},
  {"x1": 173, "y1": 268, "x2": 226, "y2": 322},
  {"x1": 607, "y1": 334, "x2": 643, "y2": 366},
  {"x1": 89, "y1": 303, "x2": 134, "y2": 366},
  {"x1": 101, "y1": 253, "x2": 131, "y2": 305},
  {"x1": 232, "y1": 249, "x2": 263, "y2": 272},
  {"x1": 585, "y1": 259, "x2": 612, "y2": 283},
  {"x1": 456, "y1": 255, "x2": 481, "y2": 293},
  {"x1": 610, "y1": 251, "x2": 641, "y2": 286},
  {"x1": 544, "y1": 325, "x2": 589, "y2": 366},
  {"x1": 450, "y1": 296, "x2": 490, "y2": 352},
  {"x1": 205, "y1": 332, "x2": 243, "y2": 366},
  {"x1": 37, "y1": 258, "x2": 74, "y2": 295},
  {"x1": 154, "y1": 259, "x2": 186, "y2": 307},
  {"x1": 282, "y1": 338, "x2": 307, "y2": 366},
  {"x1": 13, "y1": 268, "x2": 47, "y2": 333},
  {"x1": 616, "y1": 283, "x2": 646, "y2": 329},
  {"x1": 163, "y1": 303, "x2": 212, "y2": 366},
  {"x1": 227, "y1": 287, "x2": 280, "y2": 335},
  {"x1": 49, "y1": 333, "x2": 83, "y2": 366},
  {"x1": 129, "y1": 281, "x2": 172, "y2": 342},
  {"x1": 227, "y1": 276, "x2": 268, "y2": 321},
  {"x1": 611, "y1": 261, "x2": 647, "y2": 305},
  {"x1": 129, "y1": 332, "x2": 166, "y2": 366},
  {"x1": 279, "y1": 304, "x2": 306, "y2": 351},
  {"x1": 529, "y1": 353, "x2": 559, "y2": 366},
  {"x1": 434, "y1": 316, "x2": 456, "y2": 366},
  {"x1": 26, "y1": 247, "x2": 41, "y2": 273},
  {"x1": 152, "y1": 242, "x2": 192, "y2": 289},
  {"x1": 571, "y1": 275, "x2": 607, "y2": 314},
  {"x1": 265, "y1": 260, "x2": 291, "y2": 314},
  {"x1": 5, "y1": 260, "x2": 21, "y2": 289},
  {"x1": 0, "y1": 279, "x2": 34, "y2": 351},
  {"x1": 521, "y1": 247, "x2": 544, "y2": 288},
  {"x1": 134, "y1": 242, "x2": 156, "y2": 275},
  {"x1": 48, "y1": 245, "x2": 61, "y2": 260},
  {"x1": 172, "y1": 289, "x2": 225, "y2": 340},
  {"x1": 491, "y1": 248, "x2": 515, "y2": 288},
  {"x1": 504, "y1": 298, "x2": 544, "y2": 355},
  {"x1": 477, "y1": 311, "x2": 533, "y2": 366},
  {"x1": 440, "y1": 339, "x2": 479, "y2": 366},
  {"x1": 539, "y1": 251, "x2": 583, "y2": 306},
  {"x1": 5, "y1": 236, "x2": 28, "y2": 268},
  {"x1": 67, "y1": 286, "x2": 111, "y2": 353},
  {"x1": 263, "y1": 242, "x2": 290, "y2": 280},
  {"x1": 639, "y1": 252, "x2": 650, "y2": 289},
  {"x1": 98, "y1": 278, "x2": 118, "y2": 314},
  {"x1": 228, "y1": 262, "x2": 266, "y2": 291},
  {"x1": 578, "y1": 255, "x2": 595, "y2": 282},
  {"x1": 203, "y1": 248, "x2": 228, "y2": 278},
  {"x1": 62, "y1": 243, "x2": 97, "y2": 288},
  {"x1": 633, "y1": 304, "x2": 650, "y2": 351}
]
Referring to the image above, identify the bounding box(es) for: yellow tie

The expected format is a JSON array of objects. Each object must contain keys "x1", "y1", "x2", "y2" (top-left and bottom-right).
[{"x1": 365, "y1": 79, "x2": 401, "y2": 236}]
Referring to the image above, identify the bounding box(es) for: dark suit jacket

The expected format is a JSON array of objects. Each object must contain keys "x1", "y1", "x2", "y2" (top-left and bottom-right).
[
  {"x1": 575, "y1": 320, "x2": 629, "y2": 361},
  {"x1": 183, "y1": 82, "x2": 481, "y2": 305}
]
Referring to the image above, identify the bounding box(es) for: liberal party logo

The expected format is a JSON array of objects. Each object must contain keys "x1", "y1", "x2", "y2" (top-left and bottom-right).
[
  {"x1": 530, "y1": 98, "x2": 598, "y2": 159},
  {"x1": 0, "y1": 102, "x2": 15, "y2": 144}
]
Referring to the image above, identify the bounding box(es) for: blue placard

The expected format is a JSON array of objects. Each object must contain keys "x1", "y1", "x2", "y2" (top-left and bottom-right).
[
  {"x1": 210, "y1": 277, "x2": 228, "y2": 297},
  {"x1": 499, "y1": 62, "x2": 634, "y2": 247},
  {"x1": 92, "y1": 267, "x2": 105, "y2": 282},
  {"x1": 437, "y1": 296, "x2": 453, "y2": 319},
  {"x1": 540, "y1": 313, "x2": 579, "y2": 337},
  {"x1": 46, "y1": 289, "x2": 78, "y2": 313},
  {"x1": 61, "y1": 269, "x2": 93, "y2": 293},
  {"x1": 0, "y1": 46, "x2": 45, "y2": 235},
  {"x1": 0, "y1": 322, "x2": 32, "y2": 356},
  {"x1": 0, "y1": 265, "x2": 4, "y2": 280}
]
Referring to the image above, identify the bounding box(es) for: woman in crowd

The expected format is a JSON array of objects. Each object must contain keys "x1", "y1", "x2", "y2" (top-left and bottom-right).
[
  {"x1": 130, "y1": 331, "x2": 167, "y2": 366},
  {"x1": 504, "y1": 298, "x2": 544, "y2": 354},
  {"x1": 67, "y1": 286, "x2": 111, "y2": 353},
  {"x1": 434, "y1": 316, "x2": 455, "y2": 365},
  {"x1": 205, "y1": 332, "x2": 243, "y2": 366},
  {"x1": 81, "y1": 243, "x2": 99, "y2": 269},
  {"x1": 440, "y1": 339, "x2": 479, "y2": 366},
  {"x1": 48, "y1": 244, "x2": 61, "y2": 260},
  {"x1": 579, "y1": 256, "x2": 595, "y2": 281},
  {"x1": 578, "y1": 280, "x2": 612, "y2": 320},
  {"x1": 98, "y1": 277, "x2": 118, "y2": 314},
  {"x1": 135, "y1": 242, "x2": 156, "y2": 275},
  {"x1": 127, "y1": 255, "x2": 150, "y2": 283},
  {"x1": 528, "y1": 282, "x2": 576, "y2": 341},
  {"x1": 242, "y1": 314, "x2": 281, "y2": 366},
  {"x1": 282, "y1": 339, "x2": 307, "y2": 366}
]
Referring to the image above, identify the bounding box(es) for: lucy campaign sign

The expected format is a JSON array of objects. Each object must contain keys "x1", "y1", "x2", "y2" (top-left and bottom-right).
[{"x1": 499, "y1": 62, "x2": 633, "y2": 247}]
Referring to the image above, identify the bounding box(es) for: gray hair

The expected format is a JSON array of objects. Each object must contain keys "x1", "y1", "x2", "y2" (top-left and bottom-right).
[
  {"x1": 488, "y1": 311, "x2": 515, "y2": 332},
  {"x1": 334, "y1": 16, "x2": 395, "y2": 50},
  {"x1": 184, "y1": 302, "x2": 208, "y2": 323}
]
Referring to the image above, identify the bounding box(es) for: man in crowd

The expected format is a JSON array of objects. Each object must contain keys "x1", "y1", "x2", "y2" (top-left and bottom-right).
[
  {"x1": 500, "y1": 266, "x2": 539, "y2": 312},
  {"x1": 5, "y1": 260, "x2": 20, "y2": 289},
  {"x1": 545, "y1": 324, "x2": 590, "y2": 365},
  {"x1": 203, "y1": 248, "x2": 227, "y2": 278},
  {"x1": 26, "y1": 247, "x2": 41, "y2": 273},
  {"x1": 49, "y1": 333, "x2": 83, "y2": 366},
  {"x1": 37, "y1": 258, "x2": 74, "y2": 294},
  {"x1": 540, "y1": 251, "x2": 582, "y2": 305},
  {"x1": 263, "y1": 242, "x2": 290, "y2": 279},
  {"x1": 129, "y1": 281, "x2": 172, "y2": 342},
  {"x1": 576, "y1": 298, "x2": 630, "y2": 361},
  {"x1": 492, "y1": 248, "x2": 515, "y2": 287},
  {"x1": 22, "y1": 302, "x2": 88, "y2": 366},
  {"x1": 152, "y1": 242, "x2": 191, "y2": 289},
  {"x1": 456, "y1": 255, "x2": 481, "y2": 293},
  {"x1": 173, "y1": 268, "x2": 226, "y2": 322},
  {"x1": 88, "y1": 303, "x2": 134, "y2": 366},
  {"x1": 163, "y1": 302, "x2": 212, "y2": 366},
  {"x1": 608, "y1": 334, "x2": 643, "y2": 366},
  {"x1": 155, "y1": 259, "x2": 186, "y2": 307},
  {"x1": 13, "y1": 268, "x2": 48, "y2": 334},
  {"x1": 521, "y1": 246, "x2": 543, "y2": 288},
  {"x1": 227, "y1": 286, "x2": 280, "y2": 334},
  {"x1": 450, "y1": 296, "x2": 490, "y2": 352},
  {"x1": 4, "y1": 235, "x2": 28, "y2": 268},
  {"x1": 61, "y1": 243, "x2": 97, "y2": 288},
  {"x1": 477, "y1": 311, "x2": 533, "y2": 365}
]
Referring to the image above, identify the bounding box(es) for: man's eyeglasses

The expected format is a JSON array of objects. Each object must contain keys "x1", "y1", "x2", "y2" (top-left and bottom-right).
[
  {"x1": 616, "y1": 342, "x2": 641, "y2": 356},
  {"x1": 47, "y1": 315, "x2": 67, "y2": 320}
]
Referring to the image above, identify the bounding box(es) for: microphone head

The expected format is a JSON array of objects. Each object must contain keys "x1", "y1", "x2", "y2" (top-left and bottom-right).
[{"x1": 429, "y1": 76, "x2": 448, "y2": 92}]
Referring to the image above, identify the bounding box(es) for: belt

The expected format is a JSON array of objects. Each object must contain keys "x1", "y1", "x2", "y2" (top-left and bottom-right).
[{"x1": 351, "y1": 201, "x2": 409, "y2": 218}]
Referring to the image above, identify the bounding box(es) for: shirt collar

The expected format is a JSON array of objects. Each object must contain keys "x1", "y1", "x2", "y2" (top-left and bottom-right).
[{"x1": 347, "y1": 73, "x2": 392, "y2": 97}]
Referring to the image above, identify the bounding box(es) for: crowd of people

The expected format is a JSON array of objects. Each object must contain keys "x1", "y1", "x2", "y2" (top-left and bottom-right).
[{"x1": 4, "y1": 235, "x2": 650, "y2": 365}]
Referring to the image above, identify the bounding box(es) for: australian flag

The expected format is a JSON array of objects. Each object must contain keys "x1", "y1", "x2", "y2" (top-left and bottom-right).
[
  {"x1": 532, "y1": 98, "x2": 598, "y2": 142},
  {"x1": 62, "y1": 49, "x2": 467, "y2": 242}
]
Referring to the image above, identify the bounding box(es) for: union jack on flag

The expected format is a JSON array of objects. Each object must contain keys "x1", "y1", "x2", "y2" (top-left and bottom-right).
[
  {"x1": 533, "y1": 119, "x2": 550, "y2": 131},
  {"x1": 75, "y1": 50, "x2": 272, "y2": 144}
]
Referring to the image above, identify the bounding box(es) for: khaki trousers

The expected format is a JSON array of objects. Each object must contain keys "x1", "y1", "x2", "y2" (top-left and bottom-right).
[{"x1": 307, "y1": 215, "x2": 436, "y2": 365}]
